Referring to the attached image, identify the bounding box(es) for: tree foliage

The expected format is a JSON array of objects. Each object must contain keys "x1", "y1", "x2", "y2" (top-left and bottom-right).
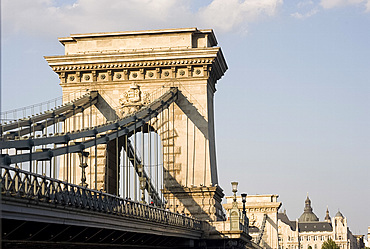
[{"x1": 321, "y1": 239, "x2": 340, "y2": 249}]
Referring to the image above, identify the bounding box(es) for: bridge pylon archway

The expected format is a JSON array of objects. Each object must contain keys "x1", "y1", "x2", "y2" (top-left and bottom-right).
[{"x1": 45, "y1": 28, "x2": 228, "y2": 221}]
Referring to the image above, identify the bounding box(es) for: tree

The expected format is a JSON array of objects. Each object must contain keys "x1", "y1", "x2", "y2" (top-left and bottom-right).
[
  {"x1": 321, "y1": 239, "x2": 340, "y2": 249},
  {"x1": 308, "y1": 246, "x2": 313, "y2": 249}
]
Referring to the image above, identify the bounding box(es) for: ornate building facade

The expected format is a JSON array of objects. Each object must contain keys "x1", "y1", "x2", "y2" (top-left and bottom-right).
[
  {"x1": 278, "y1": 196, "x2": 359, "y2": 249},
  {"x1": 223, "y1": 194, "x2": 362, "y2": 249},
  {"x1": 223, "y1": 194, "x2": 282, "y2": 249}
]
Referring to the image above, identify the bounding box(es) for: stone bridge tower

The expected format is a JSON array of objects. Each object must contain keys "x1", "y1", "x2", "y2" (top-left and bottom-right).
[{"x1": 45, "y1": 28, "x2": 228, "y2": 221}]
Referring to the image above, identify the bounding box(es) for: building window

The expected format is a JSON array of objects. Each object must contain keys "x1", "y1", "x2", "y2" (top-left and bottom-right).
[
  {"x1": 328, "y1": 236, "x2": 332, "y2": 240},
  {"x1": 314, "y1": 236, "x2": 317, "y2": 241},
  {"x1": 315, "y1": 245, "x2": 317, "y2": 249},
  {"x1": 300, "y1": 237, "x2": 303, "y2": 241},
  {"x1": 307, "y1": 236, "x2": 311, "y2": 241},
  {"x1": 339, "y1": 236, "x2": 342, "y2": 240}
]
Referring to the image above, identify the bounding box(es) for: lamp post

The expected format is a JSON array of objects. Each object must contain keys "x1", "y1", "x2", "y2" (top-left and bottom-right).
[
  {"x1": 140, "y1": 176, "x2": 146, "y2": 204},
  {"x1": 78, "y1": 151, "x2": 89, "y2": 188},
  {"x1": 137, "y1": 164, "x2": 146, "y2": 203},
  {"x1": 230, "y1": 181, "x2": 239, "y2": 231},
  {"x1": 241, "y1": 193, "x2": 247, "y2": 215},
  {"x1": 241, "y1": 193, "x2": 249, "y2": 234},
  {"x1": 231, "y1": 181, "x2": 238, "y2": 203}
]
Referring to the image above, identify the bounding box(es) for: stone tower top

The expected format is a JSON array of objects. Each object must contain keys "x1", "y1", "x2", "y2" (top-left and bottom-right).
[
  {"x1": 45, "y1": 27, "x2": 228, "y2": 221},
  {"x1": 58, "y1": 28, "x2": 218, "y2": 55}
]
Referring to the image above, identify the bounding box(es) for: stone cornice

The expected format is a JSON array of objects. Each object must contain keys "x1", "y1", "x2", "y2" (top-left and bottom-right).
[
  {"x1": 49, "y1": 58, "x2": 215, "y2": 71},
  {"x1": 223, "y1": 202, "x2": 282, "y2": 210},
  {"x1": 45, "y1": 47, "x2": 227, "y2": 82},
  {"x1": 45, "y1": 47, "x2": 221, "y2": 66}
]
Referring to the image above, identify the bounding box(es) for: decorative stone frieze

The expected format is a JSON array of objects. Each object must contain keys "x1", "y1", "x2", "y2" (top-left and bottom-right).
[{"x1": 50, "y1": 58, "x2": 215, "y2": 72}]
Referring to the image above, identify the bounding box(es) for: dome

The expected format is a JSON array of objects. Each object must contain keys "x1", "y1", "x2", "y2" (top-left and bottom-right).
[
  {"x1": 298, "y1": 195, "x2": 319, "y2": 222},
  {"x1": 299, "y1": 211, "x2": 319, "y2": 222}
]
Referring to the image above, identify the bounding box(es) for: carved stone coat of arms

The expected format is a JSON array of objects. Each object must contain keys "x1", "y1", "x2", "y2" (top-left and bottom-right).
[{"x1": 119, "y1": 83, "x2": 150, "y2": 116}]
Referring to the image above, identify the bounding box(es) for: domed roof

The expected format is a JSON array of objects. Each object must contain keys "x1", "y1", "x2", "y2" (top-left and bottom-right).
[
  {"x1": 335, "y1": 210, "x2": 344, "y2": 218},
  {"x1": 298, "y1": 195, "x2": 319, "y2": 222},
  {"x1": 299, "y1": 212, "x2": 319, "y2": 222}
]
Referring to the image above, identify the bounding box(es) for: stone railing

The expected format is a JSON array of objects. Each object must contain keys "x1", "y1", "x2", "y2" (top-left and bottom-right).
[{"x1": 0, "y1": 165, "x2": 202, "y2": 231}]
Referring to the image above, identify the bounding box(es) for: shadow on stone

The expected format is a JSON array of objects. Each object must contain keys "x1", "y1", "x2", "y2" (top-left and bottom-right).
[{"x1": 176, "y1": 91, "x2": 209, "y2": 140}]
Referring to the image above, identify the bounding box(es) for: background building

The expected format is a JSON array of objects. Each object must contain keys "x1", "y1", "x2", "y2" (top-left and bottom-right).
[
  {"x1": 278, "y1": 196, "x2": 360, "y2": 249},
  {"x1": 223, "y1": 194, "x2": 282, "y2": 249},
  {"x1": 223, "y1": 194, "x2": 363, "y2": 249}
]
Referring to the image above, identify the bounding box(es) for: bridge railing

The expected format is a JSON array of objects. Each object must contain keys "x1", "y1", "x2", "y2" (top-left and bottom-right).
[
  {"x1": 0, "y1": 165, "x2": 202, "y2": 231},
  {"x1": 0, "y1": 90, "x2": 90, "y2": 123}
]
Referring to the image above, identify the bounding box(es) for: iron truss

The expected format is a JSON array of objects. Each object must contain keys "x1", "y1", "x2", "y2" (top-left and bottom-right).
[
  {"x1": 0, "y1": 88, "x2": 177, "y2": 163},
  {"x1": 0, "y1": 87, "x2": 180, "y2": 206}
]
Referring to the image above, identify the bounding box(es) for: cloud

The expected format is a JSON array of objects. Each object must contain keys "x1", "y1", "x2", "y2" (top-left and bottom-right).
[
  {"x1": 320, "y1": 0, "x2": 369, "y2": 9},
  {"x1": 199, "y1": 0, "x2": 283, "y2": 33},
  {"x1": 291, "y1": 8, "x2": 319, "y2": 19},
  {"x1": 2, "y1": 0, "x2": 283, "y2": 38},
  {"x1": 292, "y1": 0, "x2": 370, "y2": 17},
  {"x1": 291, "y1": 1, "x2": 318, "y2": 19},
  {"x1": 2, "y1": 0, "x2": 193, "y2": 37},
  {"x1": 297, "y1": 0, "x2": 314, "y2": 8}
]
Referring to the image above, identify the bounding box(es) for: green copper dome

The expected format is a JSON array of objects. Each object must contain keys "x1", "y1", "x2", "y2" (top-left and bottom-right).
[{"x1": 298, "y1": 195, "x2": 319, "y2": 222}]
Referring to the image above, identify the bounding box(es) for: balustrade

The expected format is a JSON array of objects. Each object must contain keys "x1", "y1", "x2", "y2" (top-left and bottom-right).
[{"x1": 0, "y1": 165, "x2": 201, "y2": 230}]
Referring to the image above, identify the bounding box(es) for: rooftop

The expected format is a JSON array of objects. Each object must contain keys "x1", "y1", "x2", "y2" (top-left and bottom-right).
[{"x1": 58, "y1": 28, "x2": 218, "y2": 55}]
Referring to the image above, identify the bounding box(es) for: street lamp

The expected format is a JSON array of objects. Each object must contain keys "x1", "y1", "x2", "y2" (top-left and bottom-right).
[
  {"x1": 78, "y1": 151, "x2": 89, "y2": 188},
  {"x1": 137, "y1": 164, "x2": 146, "y2": 203},
  {"x1": 241, "y1": 193, "x2": 247, "y2": 225},
  {"x1": 241, "y1": 193, "x2": 247, "y2": 215},
  {"x1": 241, "y1": 193, "x2": 249, "y2": 233},
  {"x1": 140, "y1": 176, "x2": 147, "y2": 204},
  {"x1": 231, "y1": 181, "x2": 238, "y2": 202},
  {"x1": 230, "y1": 182, "x2": 239, "y2": 231}
]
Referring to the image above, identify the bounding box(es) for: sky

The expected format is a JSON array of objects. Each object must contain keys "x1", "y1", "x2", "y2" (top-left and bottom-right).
[{"x1": 1, "y1": 0, "x2": 370, "y2": 236}]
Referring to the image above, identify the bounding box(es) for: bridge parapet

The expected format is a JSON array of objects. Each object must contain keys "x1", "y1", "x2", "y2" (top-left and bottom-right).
[{"x1": 0, "y1": 164, "x2": 201, "y2": 231}]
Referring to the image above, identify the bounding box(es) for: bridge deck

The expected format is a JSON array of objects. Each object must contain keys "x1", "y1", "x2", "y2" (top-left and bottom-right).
[{"x1": 1, "y1": 165, "x2": 203, "y2": 246}]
